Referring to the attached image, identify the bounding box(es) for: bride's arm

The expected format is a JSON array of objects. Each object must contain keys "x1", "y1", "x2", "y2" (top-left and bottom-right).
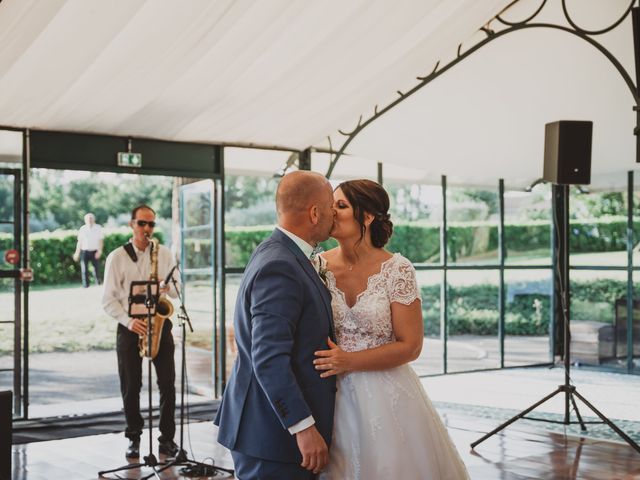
[{"x1": 314, "y1": 299, "x2": 423, "y2": 377}]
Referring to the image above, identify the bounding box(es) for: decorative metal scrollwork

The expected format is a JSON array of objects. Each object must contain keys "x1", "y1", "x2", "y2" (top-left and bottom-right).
[
  {"x1": 561, "y1": 0, "x2": 634, "y2": 35},
  {"x1": 325, "y1": 0, "x2": 639, "y2": 178},
  {"x1": 497, "y1": 0, "x2": 548, "y2": 27}
]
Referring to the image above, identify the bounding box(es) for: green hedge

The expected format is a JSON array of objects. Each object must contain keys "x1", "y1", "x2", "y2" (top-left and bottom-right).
[
  {"x1": 419, "y1": 278, "x2": 632, "y2": 336},
  {"x1": 224, "y1": 216, "x2": 637, "y2": 265},
  {"x1": 570, "y1": 216, "x2": 632, "y2": 253},
  {"x1": 0, "y1": 229, "x2": 164, "y2": 286},
  {"x1": 420, "y1": 284, "x2": 551, "y2": 336},
  {"x1": 1, "y1": 216, "x2": 637, "y2": 288}
]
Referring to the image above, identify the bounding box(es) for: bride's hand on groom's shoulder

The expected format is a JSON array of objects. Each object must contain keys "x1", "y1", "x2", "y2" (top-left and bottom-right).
[{"x1": 314, "y1": 338, "x2": 350, "y2": 378}]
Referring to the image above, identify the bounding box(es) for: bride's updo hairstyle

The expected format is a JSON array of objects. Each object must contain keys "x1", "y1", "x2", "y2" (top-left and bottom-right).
[{"x1": 337, "y1": 179, "x2": 393, "y2": 248}]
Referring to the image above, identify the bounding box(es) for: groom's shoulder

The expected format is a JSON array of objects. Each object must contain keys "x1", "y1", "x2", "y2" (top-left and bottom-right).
[
  {"x1": 256, "y1": 234, "x2": 288, "y2": 256},
  {"x1": 251, "y1": 236, "x2": 298, "y2": 267}
]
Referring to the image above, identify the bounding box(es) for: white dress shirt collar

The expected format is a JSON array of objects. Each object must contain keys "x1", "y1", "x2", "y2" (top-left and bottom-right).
[{"x1": 277, "y1": 226, "x2": 314, "y2": 258}]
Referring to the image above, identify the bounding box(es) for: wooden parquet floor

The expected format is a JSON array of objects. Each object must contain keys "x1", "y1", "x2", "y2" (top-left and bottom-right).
[{"x1": 11, "y1": 411, "x2": 640, "y2": 479}]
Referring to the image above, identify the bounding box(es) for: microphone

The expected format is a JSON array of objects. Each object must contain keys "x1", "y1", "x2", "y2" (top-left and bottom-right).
[{"x1": 164, "y1": 262, "x2": 179, "y2": 285}]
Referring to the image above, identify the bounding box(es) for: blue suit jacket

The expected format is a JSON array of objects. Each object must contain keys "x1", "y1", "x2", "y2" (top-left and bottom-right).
[{"x1": 215, "y1": 229, "x2": 336, "y2": 463}]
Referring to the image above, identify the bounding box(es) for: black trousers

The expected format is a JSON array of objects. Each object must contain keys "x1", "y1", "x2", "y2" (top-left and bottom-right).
[
  {"x1": 80, "y1": 249, "x2": 100, "y2": 288},
  {"x1": 116, "y1": 320, "x2": 176, "y2": 442}
]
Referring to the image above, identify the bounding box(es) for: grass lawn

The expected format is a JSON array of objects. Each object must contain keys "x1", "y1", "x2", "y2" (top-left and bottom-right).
[
  {"x1": 0, "y1": 283, "x2": 115, "y2": 354},
  {"x1": 0, "y1": 282, "x2": 218, "y2": 355}
]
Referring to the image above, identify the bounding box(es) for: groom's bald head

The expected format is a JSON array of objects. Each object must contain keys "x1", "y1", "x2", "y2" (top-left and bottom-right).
[
  {"x1": 276, "y1": 170, "x2": 335, "y2": 243},
  {"x1": 276, "y1": 171, "x2": 328, "y2": 216}
]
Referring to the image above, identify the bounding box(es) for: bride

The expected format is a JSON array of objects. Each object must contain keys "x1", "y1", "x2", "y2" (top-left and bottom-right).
[{"x1": 315, "y1": 179, "x2": 469, "y2": 479}]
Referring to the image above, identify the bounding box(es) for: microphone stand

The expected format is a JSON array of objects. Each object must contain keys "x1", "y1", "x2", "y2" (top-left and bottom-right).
[
  {"x1": 99, "y1": 280, "x2": 167, "y2": 479},
  {"x1": 145, "y1": 265, "x2": 234, "y2": 479}
]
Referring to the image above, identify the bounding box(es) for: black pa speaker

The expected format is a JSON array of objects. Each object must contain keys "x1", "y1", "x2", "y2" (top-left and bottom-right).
[
  {"x1": 0, "y1": 391, "x2": 11, "y2": 480},
  {"x1": 542, "y1": 120, "x2": 592, "y2": 185}
]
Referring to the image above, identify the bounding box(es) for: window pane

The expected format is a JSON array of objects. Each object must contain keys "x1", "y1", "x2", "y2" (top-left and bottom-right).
[
  {"x1": 222, "y1": 274, "x2": 242, "y2": 380},
  {"x1": 224, "y1": 148, "x2": 281, "y2": 268},
  {"x1": 0, "y1": 322, "x2": 14, "y2": 370},
  {"x1": 0, "y1": 172, "x2": 15, "y2": 232},
  {"x1": 447, "y1": 270, "x2": 500, "y2": 372},
  {"x1": 412, "y1": 269, "x2": 443, "y2": 375},
  {"x1": 386, "y1": 183, "x2": 442, "y2": 264},
  {"x1": 570, "y1": 186, "x2": 628, "y2": 267},
  {"x1": 569, "y1": 270, "x2": 627, "y2": 370},
  {"x1": 183, "y1": 189, "x2": 212, "y2": 229},
  {"x1": 504, "y1": 270, "x2": 552, "y2": 366},
  {"x1": 0, "y1": 129, "x2": 22, "y2": 169},
  {"x1": 504, "y1": 184, "x2": 551, "y2": 266},
  {"x1": 446, "y1": 187, "x2": 499, "y2": 265}
]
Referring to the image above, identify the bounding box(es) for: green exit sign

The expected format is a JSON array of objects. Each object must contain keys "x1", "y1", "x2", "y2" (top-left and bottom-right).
[{"x1": 117, "y1": 152, "x2": 142, "y2": 168}]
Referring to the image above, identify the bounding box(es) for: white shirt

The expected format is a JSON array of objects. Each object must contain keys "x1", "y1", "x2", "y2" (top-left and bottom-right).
[
  {"x1": 102, "y1": 240, "x2": 180, "y2": 328},
  {"x1": 78, "y1": 224, "x2": 104, "y2": 251},
  {"x1": 276, "y1": 226, "x2": 316, "y2": 435}
]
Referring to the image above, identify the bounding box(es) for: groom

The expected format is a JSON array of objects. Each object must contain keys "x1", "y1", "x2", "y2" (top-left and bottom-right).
[{"x1": 215, "y1": 171, "x2": 337, "y2": 479}]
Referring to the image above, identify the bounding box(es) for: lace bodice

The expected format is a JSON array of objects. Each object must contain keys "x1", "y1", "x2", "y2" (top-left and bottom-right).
[{"x1": 325, "y1": 253, "x2": 421, "y2": 352}]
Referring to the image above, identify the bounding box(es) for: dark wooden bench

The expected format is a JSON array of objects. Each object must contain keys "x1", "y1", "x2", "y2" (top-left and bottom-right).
[
  {"x1": 614, "y1": 298, "x2": 640, "y2": 358},
  {"x1": 570, "y1": 321, "x2": 614, "y2": 365}
]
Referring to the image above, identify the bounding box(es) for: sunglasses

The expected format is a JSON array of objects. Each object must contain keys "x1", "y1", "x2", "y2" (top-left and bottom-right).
[{"x1": 135, "y1": 220, "x2": 156, "y2": 228}]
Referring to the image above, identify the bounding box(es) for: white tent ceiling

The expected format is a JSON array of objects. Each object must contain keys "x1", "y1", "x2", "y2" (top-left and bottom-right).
[{"x1": 0, "y1": 0, "x2": 637, "y2": 189}]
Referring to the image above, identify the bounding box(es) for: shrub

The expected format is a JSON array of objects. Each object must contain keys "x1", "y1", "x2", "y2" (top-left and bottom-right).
[
  {"x1": 418, "y1": 278, "x2": 631, "y2": 336},
  {"x1": 422, "y1": 283, "x2": 553, "y2": 335},
  {"x1": 0, "y1": 229, "x2": 164, "y2": 286}
]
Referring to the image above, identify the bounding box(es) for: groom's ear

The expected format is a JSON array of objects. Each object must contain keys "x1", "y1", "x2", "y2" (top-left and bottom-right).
[{"x1": 309, "y1": 205, "x2": 320, "y2": 225}]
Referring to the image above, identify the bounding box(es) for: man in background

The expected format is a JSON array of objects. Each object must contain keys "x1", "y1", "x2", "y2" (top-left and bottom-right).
[{"x1": 73, "y1": 212, "x2": 104, "y2": 288}]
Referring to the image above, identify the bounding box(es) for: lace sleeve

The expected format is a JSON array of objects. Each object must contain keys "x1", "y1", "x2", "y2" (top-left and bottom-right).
[{"x1": 388, "y1": 255, "x2": 421, "y2": 305}]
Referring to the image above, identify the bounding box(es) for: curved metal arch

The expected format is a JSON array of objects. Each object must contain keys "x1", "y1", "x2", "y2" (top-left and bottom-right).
[{"x1": 326, "y1": 2, "x2": 638, "y2": 178}]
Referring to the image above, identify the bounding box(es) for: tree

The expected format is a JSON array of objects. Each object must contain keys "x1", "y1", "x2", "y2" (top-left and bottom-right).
[
  {"x1": 450, "y1": 189, "x2": 497, "y2": 219},
  {"x1": 0, "y1": 178, "x2": 13, "y2": 230},
  {"x1": 386, "y1": 183, "x2": 433, "y2": 222},
  {"x1": 224, "y1": 175, "x2": 277, "y2": 212},
  {"x1": 572, "y1": 191, "x2": 626, "y2": 219},
  {"x1": 27, "y1": 170, "x2": 173, "y2": 231},
  {"x1": 223, "y1": 175, "x2": 279, "y2": 226}
]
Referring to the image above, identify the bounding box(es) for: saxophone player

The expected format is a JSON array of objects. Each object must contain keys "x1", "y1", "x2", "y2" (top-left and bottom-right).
[{"x1": 102, "y1": 204, "x2": 180, "y2": 459}]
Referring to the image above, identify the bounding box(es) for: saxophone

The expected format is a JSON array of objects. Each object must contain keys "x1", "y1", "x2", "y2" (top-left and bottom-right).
[{"x1": 139, "y1": 237, "x2": 174, "y2": 359}]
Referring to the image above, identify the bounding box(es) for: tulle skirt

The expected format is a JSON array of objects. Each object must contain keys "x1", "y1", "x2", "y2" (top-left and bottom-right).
[{"x1": 320, "y1": 364, "x2": 469, "y2": 480}]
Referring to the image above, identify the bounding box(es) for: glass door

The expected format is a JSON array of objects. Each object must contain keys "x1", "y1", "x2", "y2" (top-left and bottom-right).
[
  {"x1": 179, "y1": 180, "x2": 215, "y2": 398},
  {"x1": 0, "y1": 169, "x2": 23, "y2": 417}
]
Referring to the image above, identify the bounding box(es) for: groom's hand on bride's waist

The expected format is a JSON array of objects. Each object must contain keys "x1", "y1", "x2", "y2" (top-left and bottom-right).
[{"x1": 296, "y1": 425, "x2": 329, "y2": 474}]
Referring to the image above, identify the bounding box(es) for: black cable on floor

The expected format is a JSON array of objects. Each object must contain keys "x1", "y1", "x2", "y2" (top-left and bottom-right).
[{"x1": 179, "y1": 462, "x2": 223, "y2": 477}]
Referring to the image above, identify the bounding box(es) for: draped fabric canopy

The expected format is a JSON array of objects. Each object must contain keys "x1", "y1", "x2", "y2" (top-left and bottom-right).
[{"x1": 0, "y1": 0, "x2": 636, "y2": 188}]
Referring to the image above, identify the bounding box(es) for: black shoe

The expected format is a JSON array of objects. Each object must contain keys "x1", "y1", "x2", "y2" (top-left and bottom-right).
[
  {"x1": 158, "y1": 439, "x2": 179, "y2": 457},
  {"x1": 125, "y1": 439, "x2": 140, "y2": 458}
]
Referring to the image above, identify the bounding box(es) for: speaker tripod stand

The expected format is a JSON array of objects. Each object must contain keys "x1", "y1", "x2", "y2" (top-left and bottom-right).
[
  {"x1": 471, "y1": 184, "x2": 640, "y2": 455},
  {"x1": 99, "y1": 281, "x2": 169, "y2": 479}
]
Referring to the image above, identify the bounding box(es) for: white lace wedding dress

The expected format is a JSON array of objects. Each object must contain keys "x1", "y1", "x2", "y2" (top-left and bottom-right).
[{"x1": 320, "y1": 253, "x2": 469, "y2": 480}]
